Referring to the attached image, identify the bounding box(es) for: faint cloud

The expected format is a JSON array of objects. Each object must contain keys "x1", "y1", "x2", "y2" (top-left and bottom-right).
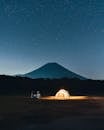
[{"x1": 101, "y1": 29, "x2": 104, "y2": 33}]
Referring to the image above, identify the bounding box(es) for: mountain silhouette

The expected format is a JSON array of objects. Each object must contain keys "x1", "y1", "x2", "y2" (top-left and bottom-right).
[{"x1": 22, "y1": 62, "x2": 86, "y2": 80}]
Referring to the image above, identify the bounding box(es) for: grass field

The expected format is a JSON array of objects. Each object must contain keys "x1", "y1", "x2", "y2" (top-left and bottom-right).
[{"x1": 0, "y1": 96, "x2": 104, "y2": 130}]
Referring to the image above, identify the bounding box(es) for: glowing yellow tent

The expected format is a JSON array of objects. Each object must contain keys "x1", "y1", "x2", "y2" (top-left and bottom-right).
[{"x1": 55, "y1": 89, "x2": 70, "y2": 99}]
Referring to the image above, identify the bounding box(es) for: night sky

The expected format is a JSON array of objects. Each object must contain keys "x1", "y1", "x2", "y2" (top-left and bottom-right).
[{"x1": 0, "y1": 0, "x2": 104, "y2": 79}]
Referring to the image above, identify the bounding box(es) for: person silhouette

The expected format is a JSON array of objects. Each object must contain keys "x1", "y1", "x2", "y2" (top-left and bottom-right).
[{"x1": 36, "y1": 91, "x2": 41, "y2": 99}]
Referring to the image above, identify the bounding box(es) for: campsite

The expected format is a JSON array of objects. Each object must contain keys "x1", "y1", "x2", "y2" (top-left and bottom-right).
[{"x1": 0, "y1": 95, "x2": 104, "y2": 130}]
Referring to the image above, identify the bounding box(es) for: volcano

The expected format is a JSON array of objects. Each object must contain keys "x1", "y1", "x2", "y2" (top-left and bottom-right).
[{"x1": 22, "y1": 62, "x2": 86, "y2": 80}]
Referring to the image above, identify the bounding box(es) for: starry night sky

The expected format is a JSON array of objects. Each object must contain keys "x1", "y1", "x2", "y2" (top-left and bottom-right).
[{"x1": 0, "y1": 0, "x2": 104, "y2": 79}]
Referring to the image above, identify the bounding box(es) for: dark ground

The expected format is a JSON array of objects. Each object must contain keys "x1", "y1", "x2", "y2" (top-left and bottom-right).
[{"x1": 0, "y1": 96, "x2": 104, "y2": 130}]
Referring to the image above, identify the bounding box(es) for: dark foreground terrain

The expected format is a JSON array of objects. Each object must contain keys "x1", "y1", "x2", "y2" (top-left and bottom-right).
[
  {"x1": 0, "y1": 75, "x2": 104, "y2": 96},
  {"x1": 0, "y1": 96, "x2": 104, "y2": 130}
]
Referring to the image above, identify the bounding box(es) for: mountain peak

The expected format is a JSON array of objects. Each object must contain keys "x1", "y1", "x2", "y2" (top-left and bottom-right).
[
  {"x1": 44, "y1": 62, "x2": 60, "y2": 66},
  {"x1": 22, "y1": 62, "x2": 86, "y2": 80}
]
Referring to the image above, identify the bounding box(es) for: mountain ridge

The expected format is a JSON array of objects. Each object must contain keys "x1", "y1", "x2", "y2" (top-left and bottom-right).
[{"x1": 21, "y1": 62, "x2": 86, "y2": 80}]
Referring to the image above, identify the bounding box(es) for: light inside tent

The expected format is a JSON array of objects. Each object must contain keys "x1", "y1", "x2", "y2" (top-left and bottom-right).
[
  {"x1": 40, "y1": 89, "x2": 88, "y2": 100},
  {"x1": 55, "y1": 89, "x2": 70, "y2": 99}
]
